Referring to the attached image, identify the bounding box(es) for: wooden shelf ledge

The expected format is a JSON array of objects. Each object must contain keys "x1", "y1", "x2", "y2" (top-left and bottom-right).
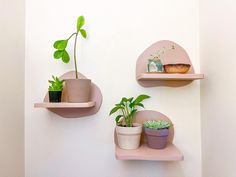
[
  {"x1": 137, "y1": 73, "x2": 204, "y2": 81},
  {"x1": 34, "y1": 101, "x2": 96, "y2": 108},
  {"x1": 115, "y1": 143, "x2": 183, "y2": 161}
]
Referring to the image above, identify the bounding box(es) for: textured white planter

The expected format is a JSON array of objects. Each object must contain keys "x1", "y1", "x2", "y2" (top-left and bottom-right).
[{"x1": 116, "y1": 123, "x2": 142, "y2": 150}]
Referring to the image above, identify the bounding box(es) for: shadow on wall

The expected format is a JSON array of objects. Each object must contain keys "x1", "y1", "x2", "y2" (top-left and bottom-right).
[{"x1": 119, "y1": 161, "x2": 184, "y2": 177}]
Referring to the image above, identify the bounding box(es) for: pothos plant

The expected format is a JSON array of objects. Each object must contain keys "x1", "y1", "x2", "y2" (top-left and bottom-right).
[
  {"x1": 109, "y1": 94, "x2": 150, "y2": 127},
  {"x1": 53, "y1": 16, "x2": 87, "y2": 79}
]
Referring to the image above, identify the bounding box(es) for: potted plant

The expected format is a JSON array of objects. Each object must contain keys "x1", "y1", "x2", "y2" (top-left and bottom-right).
[
  {"x1": 48, "y1": 75, "x2": 64, "y2": 102},
  {"x1": 143, "y1": 120, "x2": 172, "y2": 149},
  {"x1": 53, "y1": 16, "x2": 91, "y2": 103},
  {"x1": 109, "y1": 94, "x2": 150, "y2": 150},
  {"x1": 147, "y1": 45, "x2": 175, "y2": 73}
]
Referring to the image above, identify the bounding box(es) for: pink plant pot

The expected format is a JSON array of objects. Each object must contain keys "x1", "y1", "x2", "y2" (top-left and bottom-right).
[
  {"x1": 144, "y1": 128, "x2": 169, "y2": 149},
  {"x1": 65, "y1": 79, "x2": 91, "y2": 103}
]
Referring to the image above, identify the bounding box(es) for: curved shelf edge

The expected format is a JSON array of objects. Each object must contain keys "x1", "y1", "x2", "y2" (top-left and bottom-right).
[
  {"x1": 34, "y1": 101, "x2": 96, "y2": 108},
  {"x1": 137, "y1": 73, "x2": 204, "y2": 81},
  {"x1": 114, "y1": 110, "x2": 184, "y2": 161},
  {"x1": 115, "y1": 144, "x2": 184, "y2": 161}
]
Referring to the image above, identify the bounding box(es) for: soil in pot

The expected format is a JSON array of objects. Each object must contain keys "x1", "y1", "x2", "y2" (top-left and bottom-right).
[
  {"x1": 116, "y1": 123, "x2": 142, "y2": 150},
  {"x1": 144, "y1": 128, "x2": 169, "y2": 149},
  {"x1": 65, "y1": 79, "x2": 91, "y2": 103},
  {"x1": 49, "y1": 91, "x2": 62, "y2": 102}
]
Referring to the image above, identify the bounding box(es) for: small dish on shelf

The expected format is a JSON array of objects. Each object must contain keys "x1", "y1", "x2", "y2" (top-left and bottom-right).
[{"x1": 163, "y1": 64, "x2": 191, "y2": 74}]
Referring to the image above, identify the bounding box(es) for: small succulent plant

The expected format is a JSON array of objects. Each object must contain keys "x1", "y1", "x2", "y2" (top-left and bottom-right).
[
  {"x1": 143, "y1": 120, "x2": 172, "y2": 130},
  {"x1": 48, "y1": 75, "x2": 64, "y2": 91}
]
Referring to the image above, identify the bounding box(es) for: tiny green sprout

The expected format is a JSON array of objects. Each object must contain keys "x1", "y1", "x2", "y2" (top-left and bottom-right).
[{"x1": 48, "y1": 75, "x2": 64, "y2": 91}]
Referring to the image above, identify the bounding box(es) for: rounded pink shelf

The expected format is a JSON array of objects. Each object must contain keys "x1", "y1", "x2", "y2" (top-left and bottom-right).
[
  {"x1": 34, "y1": 71, "x2": 102, "y2": 118},
  {"x1": 114, "y1": 110, "x2": 183, "y2": 161},
  {"x1": 136, "y1": 40, "x2": 204, "y2": 87},
  {"x1": 34, "y1": 101, "x2": 95, "y2": 108}
]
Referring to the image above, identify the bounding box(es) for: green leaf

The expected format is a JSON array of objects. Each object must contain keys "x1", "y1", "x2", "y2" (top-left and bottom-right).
[
  {"x1": 127, "y1": 97, "x2": 134, "y2": 102},
  {"x1": 77, "y1": 16, "x2": 85, "y2": 31},
  {"x1": 109, "y1": 106, "x2": 122, "y2": 115},
  {"x1": 134, "y1": 94, "x2": 150, "y2": 104},
  {"x1": 48, "y1": 86, "x2": 53, "y2": 91},
  {"x1": 57, "y1": 40, "x2": 68, "y2": 50},
  {"x1": 53, "y1": 40, "x2": 68, "y2": 50},
  {"x1": 80, "y1": 29, "x2": 87, "y2": 38},
  {"x1": 136, "y1": 103, "x2": 144, "y2": 108},
  {"x1": 121, "y1": 97, "x2": 128, "y2": 104},
  {"x1": 115, "y1": 115, "x2": 123, "y2": 123},
  {"x1": 62, "y1": 50, "x2": 70, "y2": 63},
  {"x1": 129, "y1": 102, "x2": 134, "y2": 108},
  {"x1": 119, "y1": 99, "x2": 125, "y2": 106},
  {"x1": 53, "y1": 50, "x2": 64, "y2": 59},
  {"x1": 53, "y1": 40, "x2": 64, "y2": 49},
  {"x1": 48, "y1": 80, "x2": 54, "y2": 84}
]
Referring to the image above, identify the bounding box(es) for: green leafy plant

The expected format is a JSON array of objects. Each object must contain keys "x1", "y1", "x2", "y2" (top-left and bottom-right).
[
  {"x1": 53, "y1": 16, "x2": 87, "y2": 79},
  {"x1": 48, "y1": 75, "x2": 64, "y2": 91},
  {"x1": 109, "y1": 94, "x2": 150, "y2": 127},
  {"x1": 143, "y1": 120, "x2": 172, "y2": 130}
]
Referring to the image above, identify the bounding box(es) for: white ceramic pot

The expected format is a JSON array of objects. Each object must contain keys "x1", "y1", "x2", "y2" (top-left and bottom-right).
[{"x1": 115, "y1": 123, "x2": 142, "y2": 150}]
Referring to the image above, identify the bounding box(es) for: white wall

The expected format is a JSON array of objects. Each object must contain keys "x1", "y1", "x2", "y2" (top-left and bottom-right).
[
  {"x1": 0, "y1": 0, "x2": 25, "y2": 177},
  {"x1": 26, "y1": 0, "x2": 201, "y2": 177},
  {"x1": 200, "y1": 1, "x2": 236, "y2": 177}
]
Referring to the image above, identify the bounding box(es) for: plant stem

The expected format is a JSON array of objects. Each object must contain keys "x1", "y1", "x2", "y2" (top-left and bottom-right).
[
  {"x1": 67, "y1": 33, "x2": 77, "y2": 40},
  {"x1": 125, "y1": 102, "x2": 131, "y2": 127},
  {"x1": 121, "y1": 109, "x2": 125, "y2": 125},
  {"x1": 74, "y1": 32, "x2": 79, "y2": 79}
]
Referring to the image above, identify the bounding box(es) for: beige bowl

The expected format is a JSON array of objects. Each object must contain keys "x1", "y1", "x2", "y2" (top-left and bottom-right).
[{"x1": 164, "y1": 64, "x2": 191, "y2": 73}]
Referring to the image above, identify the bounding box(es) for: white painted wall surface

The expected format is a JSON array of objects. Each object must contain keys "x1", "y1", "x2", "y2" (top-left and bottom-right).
[
  {"x1": 200, "y1": 1, "x2": 236, "y2": 177},
  {"x1": 0, "y1": 0, "x2": 25, "y2": 177},
  {"x1": 26, "y1": 0, "x2": 201, "y2": 177}
]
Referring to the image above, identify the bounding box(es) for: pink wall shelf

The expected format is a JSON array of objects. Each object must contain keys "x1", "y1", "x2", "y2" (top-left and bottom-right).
[
  {"x1": 34, "y1": 71, "x2": 103, "y2": 118},
  {"x1": 137, "y1": 73, "x2": 204, "y2": 81},
  {"x1": 136, "y1": 40, "x2": 204, "y2": 87},
  {"x1": 34, "y1": 101, "x2": 95, "y2": 108},
  {"x1": 114, "y1": 110, "x2": 184, "y2": 161},
  {"x1": 115, "y1": 144, "x2": 183, "y2": 161}
]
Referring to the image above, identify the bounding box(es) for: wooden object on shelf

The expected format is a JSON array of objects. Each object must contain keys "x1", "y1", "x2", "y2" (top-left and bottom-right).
[
  {"x1": 136, "y1": 40, "x2": 204, "y2": 87},
  {"x1": 34, "y1": 71, "x2": 102, "y2": 118},
  {"x1": 137, "y1": 73, "x2": 204, "y2": 81},
  {"x1": 114, "y1": 110, "x2": 184, "y2": 161},
  {"x1": 34, "y1": 101, "x2": 95, "y2": 108}
]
